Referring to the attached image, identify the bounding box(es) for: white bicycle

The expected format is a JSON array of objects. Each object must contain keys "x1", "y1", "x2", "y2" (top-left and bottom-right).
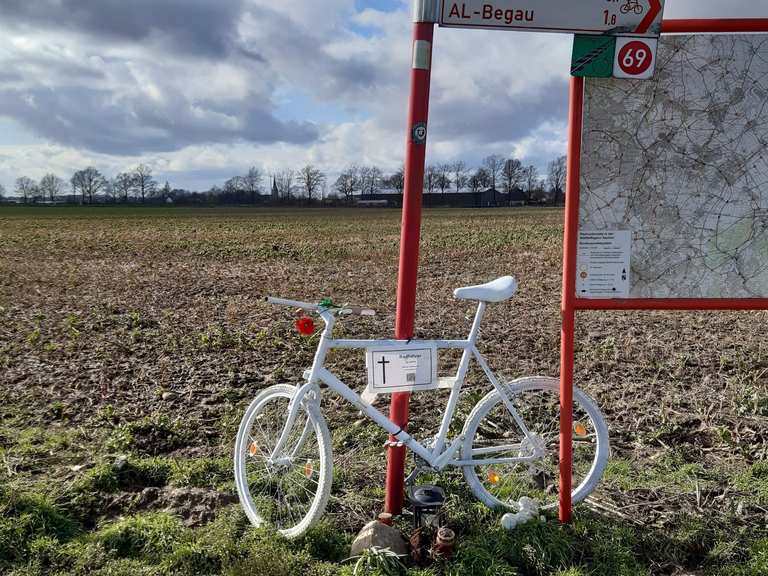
[{"x1": 234, "y1": 276, "x2": 609, "y2": 537}]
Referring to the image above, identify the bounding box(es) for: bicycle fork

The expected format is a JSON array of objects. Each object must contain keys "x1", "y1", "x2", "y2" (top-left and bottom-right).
[{"x1": 267, "y1": 381, "x2": 322, "y2": 465}]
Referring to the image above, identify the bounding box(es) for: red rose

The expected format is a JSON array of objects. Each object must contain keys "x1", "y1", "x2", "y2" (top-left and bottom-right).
[{"x1": 295, "y1": 317, "x2": 315, "y2": 336}]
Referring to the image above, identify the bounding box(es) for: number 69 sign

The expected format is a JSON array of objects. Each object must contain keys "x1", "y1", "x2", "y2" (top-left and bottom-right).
[{"x1": 614, "y1": 38, "x2": 658, "y2": 80}]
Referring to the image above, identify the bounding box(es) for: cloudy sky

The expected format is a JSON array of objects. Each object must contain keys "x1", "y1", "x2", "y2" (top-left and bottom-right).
[{"x1": 0, "y1": 0, "x2": 765, "y2": 193}]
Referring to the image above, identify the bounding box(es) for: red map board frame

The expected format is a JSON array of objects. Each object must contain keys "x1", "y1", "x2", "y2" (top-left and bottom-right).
[{"x1": 558, "y1": 18, "x2": 768, "y2": 522}]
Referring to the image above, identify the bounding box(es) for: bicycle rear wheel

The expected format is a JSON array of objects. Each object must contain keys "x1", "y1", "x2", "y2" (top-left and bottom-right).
[
  {"x1": 234, "y1": 384, "x2": 332, "y2": 538},
  {"x1": 462, "y1": 376, "x2": 609, "y2": 511}
]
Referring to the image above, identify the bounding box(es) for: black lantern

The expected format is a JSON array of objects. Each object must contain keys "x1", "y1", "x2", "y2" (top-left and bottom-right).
[{"x1": 407, "y1": 484, "x2": 446, "y2": 529}]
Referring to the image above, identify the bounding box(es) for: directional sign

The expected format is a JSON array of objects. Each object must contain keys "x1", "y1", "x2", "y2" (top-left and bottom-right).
[{"x1": 439, "y1": 0, "x2": 665, "y2": 37}]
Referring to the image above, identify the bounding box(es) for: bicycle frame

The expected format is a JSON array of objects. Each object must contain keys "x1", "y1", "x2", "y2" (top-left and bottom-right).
[{"x1": 269, "y1": 302, "x2": 542, "y2": 471}]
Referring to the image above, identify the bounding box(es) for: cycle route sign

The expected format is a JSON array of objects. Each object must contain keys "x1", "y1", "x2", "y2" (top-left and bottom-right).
[{"x1": 439, "y1": 0, "x2": 665, "y2": 37}]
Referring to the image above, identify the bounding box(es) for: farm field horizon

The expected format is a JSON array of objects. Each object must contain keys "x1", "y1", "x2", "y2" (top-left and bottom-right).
[{"x1": 1, "y1": 206, "x2": 766, "y2": 576}]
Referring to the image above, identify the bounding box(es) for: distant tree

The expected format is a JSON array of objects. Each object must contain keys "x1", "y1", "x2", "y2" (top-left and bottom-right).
[
  {"x1": 522, "y1": 165, "x2": 539, "y2": 203},
  {"x1": 224, "y1": 176, "x2": 245, "y2": 196},
  {"x1": 39, "y1": 174, "x2": 65, "y2": 202},
  {"x1": 358, "y1": 166, "x2": 382, "y2": 196},
  {"x1": 450, "y1": 160, "x2": 468, "y2": 193},
  {"x1": 103, "y1": 178, "x2": 117, "y2": 202},
  {"x1": 386, "y1": 167, "x2": 405, "y2": 198},
  {"x1": 532, "y1": 177, "x2": 549, "y2": 203},
  {"x1": 483, "y1": 154, "x2": 505, "y2": 204},
  {"x1": 335, "y1": 166, "x2": 360, "y2": 205},
  {"x1": 207, "y1": 185, "x2": 222, "y2": 203},
  {"x1": 298, "y1": 165, "x2": 325, "y2": 203},
  {"x1": 242, "y1": 167, "x2": 263, "y2": 203},
  {"x1": 357, "y1": 167, "x2": 372, "y2": 196},
  {"x1": 275, "y1": 169, "x2": 295, "y2": 200},
  {"x1": 436, "y1": 163, "x2": 452, "y2": 194},
  {"x1": 161, "y1": 181, "x2": 172, "y2": 200},
  {"x1": 0, "y1": 183, "x2": 5, "y2": 200},
  {"x1": 501, "y1": 158, "x2": 524, "y2": 197},
  {"x1": 71, "y1": 168, "x2": 106, "y2": 204},
  {"x1": 114, "y1": 172, "x2": 134, "y2": 202},
  {"x1": 15, "y1": 177, "x2": 38, "y2": 203},
  {"x1": 132, "y1": 164, "x2": 157, "y2": 203},
  {"x1": 482, "y1": 155, "x2": 504, "y2": 190},
  {"x1": 468, "y1": 168, "x2": 491, "y2": 194},
  {"x1": 424, "y1": 165, "x2": 439, "y2": 194},
  {"x1": 548, "y1": 155, "x2": 566, "y2": 206}
]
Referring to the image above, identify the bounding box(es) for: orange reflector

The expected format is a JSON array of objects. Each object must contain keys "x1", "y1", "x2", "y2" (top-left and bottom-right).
[
  {"x1": 248, "y1": 442, "x2": 259, "y2": 456},
  {"x1": 487, "y1": 469, "x2": 500, "y2": 484},
  {"x1": 304, "y1": 461, "x2": 314, "y2": 478},
  {"x1": 574, "y1": 423, "x2": 587, "y2": 436}
]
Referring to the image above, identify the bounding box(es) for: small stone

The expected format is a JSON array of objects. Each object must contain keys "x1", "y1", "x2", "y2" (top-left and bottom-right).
[
  {"x1": 162, "y1": 391, "x2": 177, "y2": 401},
  {"x1": 350, "y1": 519, "x2": 408, "y2": 558},
  {"x1": 201, "y1": 395, "x2": 222, "y2": 406},
  {"x1": 113, "y1": 455, "x2": 128, "y2": 470}
]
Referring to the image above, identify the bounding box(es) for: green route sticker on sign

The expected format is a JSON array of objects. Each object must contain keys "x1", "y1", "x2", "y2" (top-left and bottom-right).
[{"x1": 571, "y1": 35, "x2": 616, "y2": 78}]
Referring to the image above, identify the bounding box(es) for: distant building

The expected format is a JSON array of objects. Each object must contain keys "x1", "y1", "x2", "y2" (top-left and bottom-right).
[
  {"x1": 355, "y1": 187, "x2": 531, "y2": 209},
  {"x1": 271, "y1": 177, "x2": 279, "y2": 202},
  {"x1": 506, "y1": 188, "x2": 528, "y2": 207},
  {"x1": 356, "y1": 199, "x2": 389, "y2": 208}
]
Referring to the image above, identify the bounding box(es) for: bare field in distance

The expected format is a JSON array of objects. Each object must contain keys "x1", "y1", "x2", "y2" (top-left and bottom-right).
[{"x1": 1, "y1": 206, "x2": 766, "y2": 576}]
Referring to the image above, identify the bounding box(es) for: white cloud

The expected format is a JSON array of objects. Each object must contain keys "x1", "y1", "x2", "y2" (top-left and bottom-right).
[{"x1": 1, "y1": 0, "x2": 766, "y2": 192}]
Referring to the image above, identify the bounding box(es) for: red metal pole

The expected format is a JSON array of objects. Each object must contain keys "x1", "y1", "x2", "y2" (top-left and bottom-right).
[
  {"x1": 385, "y1": 17, "x2": 435, "y2": 516},
  {"x1": 575, "y1": 298, "x2": 768, "y2": 311},
  {"x1": 559, "y1": 76, "x2": 584, "y2": 523},
  {"x1": 662, "y1": 18, "x2": 768, "y2": 34}
]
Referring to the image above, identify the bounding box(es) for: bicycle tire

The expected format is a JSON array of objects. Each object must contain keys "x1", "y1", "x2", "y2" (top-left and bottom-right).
[
  {"x1": 234, "y1": 384, "x2": 333, "y2": 538},
  {"x1": 461, "y1": 376, "x2": 609, "y2": 511}
]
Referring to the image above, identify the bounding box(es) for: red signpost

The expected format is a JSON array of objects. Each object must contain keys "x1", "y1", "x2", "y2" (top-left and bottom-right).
[
  {"x1": 385, "y1": 5, "x2": 437, "y2": 515},
  {"x1": 386, "y1": 2, "x2": 768, "y2": 521}
]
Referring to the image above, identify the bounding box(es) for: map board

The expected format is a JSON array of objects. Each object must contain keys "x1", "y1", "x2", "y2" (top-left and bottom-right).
[{"x1": 579, "y1": 35, "x2": 768, "y2": 299}]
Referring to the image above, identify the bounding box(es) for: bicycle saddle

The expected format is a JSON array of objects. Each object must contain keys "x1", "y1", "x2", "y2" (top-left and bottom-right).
[{"x1": 453, "y1": 276, "x2": 518, "y2": 302}]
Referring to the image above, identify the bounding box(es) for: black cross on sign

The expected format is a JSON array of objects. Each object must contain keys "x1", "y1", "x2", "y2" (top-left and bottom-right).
[{"x1": 377, "y1": 356, "x2": 390, "y2": 384}]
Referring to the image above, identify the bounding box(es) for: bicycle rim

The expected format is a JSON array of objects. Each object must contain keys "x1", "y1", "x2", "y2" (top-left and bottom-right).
[
  {"x1": 234, "y1": 384, "x2": 332, "y2": 538},
  {"x1": 462, "y1": 377, "x2": 609, "y2": 511}
]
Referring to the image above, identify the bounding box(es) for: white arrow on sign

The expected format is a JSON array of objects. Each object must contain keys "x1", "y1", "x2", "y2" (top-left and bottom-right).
[{"x1": 439, "y1": 0, "x2": 665, "y2": 37}]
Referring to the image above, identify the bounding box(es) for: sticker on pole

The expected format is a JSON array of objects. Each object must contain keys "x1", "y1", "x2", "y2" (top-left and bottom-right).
[
  {"x1": 365, "y1": 344, "x2": 438, "y2": 394},
  {"x1": 614, "y1": 37, "x2": 658, "y2": 79},
  {"x1": 576, "y1": 231, "x2": 631, "y2": 298},
  {"x1": 412, "y1": 122, "x2": 428, "y2": 145}
]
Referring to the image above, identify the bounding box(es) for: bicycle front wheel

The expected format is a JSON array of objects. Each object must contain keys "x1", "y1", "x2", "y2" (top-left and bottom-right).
[
  {"x1": 462, "y1": 376, "x2": 609, "y2": 511},
  {"x1": 234, "y1": 384, "x2": 333, "y2": 538}
]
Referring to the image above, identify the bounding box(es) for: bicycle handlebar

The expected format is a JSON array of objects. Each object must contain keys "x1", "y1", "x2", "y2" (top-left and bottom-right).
[
  {"x1": 266, "y1": 296, "x2": 320, "y2": 311},
  {"x1": 265, "y1": 296, "x2": 376, "y2": 316}
]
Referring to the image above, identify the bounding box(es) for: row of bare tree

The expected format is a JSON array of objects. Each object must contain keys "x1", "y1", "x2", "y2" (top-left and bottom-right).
[
  {"x1": 332, "y1": 155, "x2": 566, "y2": 204},
  {"x1": 7, "y1": 164, "x2": 163, "y2": 204},
  {"x1": 2, "y1": 155, "x2": 567, "y2": 205}
]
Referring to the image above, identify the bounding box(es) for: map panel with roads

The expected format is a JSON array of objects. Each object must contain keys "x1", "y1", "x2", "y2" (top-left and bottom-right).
[{"x1": 581, "y1": 34, "x2": 768, "y2": 298}]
